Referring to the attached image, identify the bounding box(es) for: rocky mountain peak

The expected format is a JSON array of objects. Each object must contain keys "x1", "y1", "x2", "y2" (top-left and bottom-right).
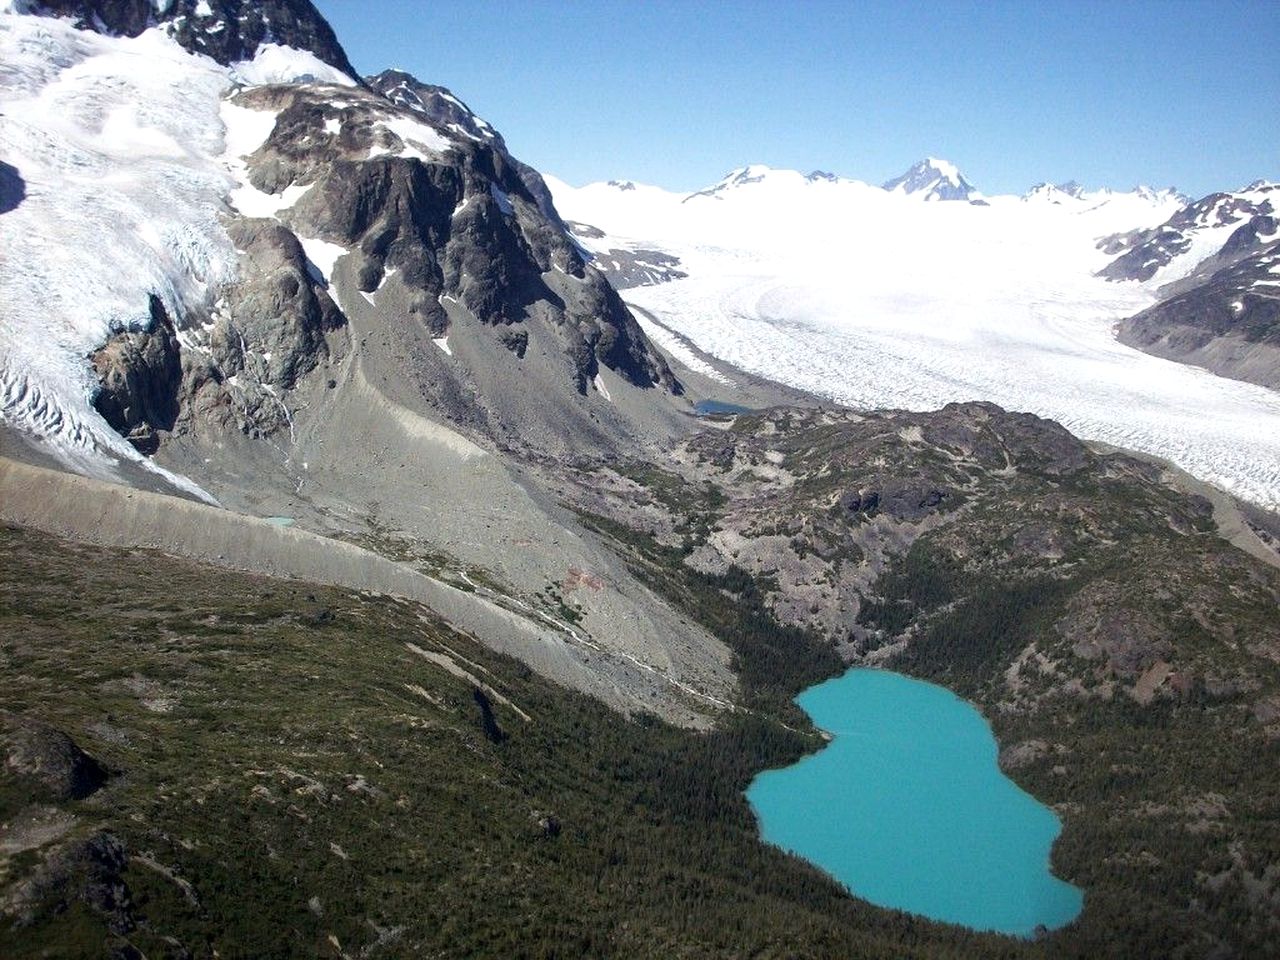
[
  {"x1": 882, "y1": 157, "x2": 977, "y2": 201},
  {"x1": 178, "y1": 75, "x2": 680, "y2": 453},
  {"x1": 364, "y1": 68, "x2": 565, "y2": 228},
  {"x1": 367, "y1": 69, "x2": 499, "y2": 145},
  {"x1": 17, "y1": 0, "x2": 358, "y2": 78}
]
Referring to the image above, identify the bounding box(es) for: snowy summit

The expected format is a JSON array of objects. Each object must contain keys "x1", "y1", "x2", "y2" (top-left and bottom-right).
[{"x1": 882, "y1": 157, "x2": 979, "y2": 202}]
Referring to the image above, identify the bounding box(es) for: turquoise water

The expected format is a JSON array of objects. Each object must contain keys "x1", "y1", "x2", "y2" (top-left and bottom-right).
[
  {"x1": 263, "y1": 516, "x2": 295, "y2": 527},
  {"x1": 747, "y1": 669, "x2": 1083, "y2": 936}
]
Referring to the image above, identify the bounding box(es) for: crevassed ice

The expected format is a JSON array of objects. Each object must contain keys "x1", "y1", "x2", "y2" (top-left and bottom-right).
[
  {"x1": 0, "y1": 15, "x2": 233, "y2": 497},
  {"x1": 0, "y1": 11, "x2": 353, "y2": 496},
  {"x1": 549, "y1": 172, "x2": 1280, "y2": 509}
]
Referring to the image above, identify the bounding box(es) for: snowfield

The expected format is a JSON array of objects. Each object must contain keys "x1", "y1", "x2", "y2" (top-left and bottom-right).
[{"x1": 548, "y1": 168, "x2": 1280, "y2": 510}]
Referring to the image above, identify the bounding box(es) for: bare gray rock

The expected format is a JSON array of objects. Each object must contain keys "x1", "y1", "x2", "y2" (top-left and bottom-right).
[
  {"x1": 2, "y1": 714, "x2": 108, "y2": 802},
  {"x1": 90, "y1": 296, "x2": 182, "y2": 455}
]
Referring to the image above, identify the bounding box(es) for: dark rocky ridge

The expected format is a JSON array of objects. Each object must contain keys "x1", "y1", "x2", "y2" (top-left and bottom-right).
[
  {"x1": 1116, "y1": 241, "x2": 1280, "y2": 390},
  {"x1": 564, "y1": 222, "x2": 688, "y2": 289},
  {"x1": 23, "y1": 0, "x2": 358, "y2": 78},
  {"x1": 1098, "y1": 185, "x2": 1277, "y2": 283},
  {"x1": 565, "y1": 401, "x2": 1115, "y2": 644},
  {"x1": 365, "y1": 70, "x2": 566, "y2": 230},
  {"x1": 1100, "y1": 183, "x2": 1280, "y2": 389},
  {"x1": 563, "y1": 397, "x2": 1279, "y2": 715},
  {"x1": 234, "y1": 80, "x2": 677, "y2": 399}
]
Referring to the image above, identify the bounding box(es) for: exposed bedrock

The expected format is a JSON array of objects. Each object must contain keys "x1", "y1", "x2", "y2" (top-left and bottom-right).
[{"x1": 22, "y1": 0, "x2": 358, "y2": 77}]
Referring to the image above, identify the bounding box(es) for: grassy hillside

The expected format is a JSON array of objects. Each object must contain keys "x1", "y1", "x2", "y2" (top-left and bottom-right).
[
  {"x1": 2, "y1": 523, "x2": 1023, "y2": 959},
  {"x1": 566, "y1": 402, "x2": 1280, "y2": 959},
  {"x1": 4, "y1": 402, "x2": 1279, "y2": 958}
]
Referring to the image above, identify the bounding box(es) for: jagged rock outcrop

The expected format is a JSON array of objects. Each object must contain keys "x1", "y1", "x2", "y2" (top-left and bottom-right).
[
  {"x1": 90, "y1": 296, "x2": 182, "y2": 455},
  {"x1": 221, "y1": 218, "x2": 347, "y2": 389},
  {"x1": 175, "y1": 217, "x2": 351, "y2": 441},
  {"x1": 2, "y1": 713, "x2": 108, "y2": 801},
  {"x1": 366, "y1": 70, "x2": 565, "y2": 228},
  {"x1": 23, "y1": 0, "x2": 358, "y2": 77}
]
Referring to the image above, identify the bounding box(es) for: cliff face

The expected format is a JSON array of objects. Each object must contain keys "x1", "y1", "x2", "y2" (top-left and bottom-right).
[{"x1": 138, "y1": 75, "x2": 682, "y2": 468}]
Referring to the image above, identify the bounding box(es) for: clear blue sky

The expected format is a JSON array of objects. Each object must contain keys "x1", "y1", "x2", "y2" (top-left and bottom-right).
[{"x1": 313, "y1": 0, "x2": 1278, "y2": 197}]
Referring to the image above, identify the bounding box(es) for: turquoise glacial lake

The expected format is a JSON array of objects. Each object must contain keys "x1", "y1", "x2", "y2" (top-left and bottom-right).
[{"x1": 747, "y1": 669, "x2": 1083, "y2": 936}]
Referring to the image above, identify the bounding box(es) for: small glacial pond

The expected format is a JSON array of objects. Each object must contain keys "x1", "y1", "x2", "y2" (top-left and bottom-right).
[
  {"x1": 747, "y1": 668, "x2": 1082, "y2": 936},
  {"x1": 693, "y1": 398, "x2": 754, "y2": 416}
]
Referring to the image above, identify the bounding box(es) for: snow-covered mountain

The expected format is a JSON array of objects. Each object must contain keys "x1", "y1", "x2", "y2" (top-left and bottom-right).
[
  {"x1": 4, "y1": 0, "x2": 1280, "y2": 518},
  {"x1": 684, "y1": 164, "x2": 857, "y2": 201},
  {"x1": 550, "y1": 167, "x2": 1280, "y2": 509},
  {"x1": 882, "y1": 157, "x2": 979, "y2": 202},
  {"x1": 0, "y1": 0, "x2": 682, "y2": 498},
  {"x1": 1105, "y1": 182, "x2": 1280, "y2": 391},
  {"x1": 1098, "y1": 181, "x2": 1278, "y2": 284},
  {"x1": 0, "y1": 0, "x2": 737, "y2": 726}
]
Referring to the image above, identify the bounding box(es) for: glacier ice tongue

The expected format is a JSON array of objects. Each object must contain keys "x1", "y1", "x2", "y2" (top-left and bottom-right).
[
  {"x1": 0, "y1": 14, "x2": 241, "y2": 496},
  {"x1": 0, "y1": 11, "x2": 358, "y2": 497},
  {"x1": 550, "y1": 171, "x2": 1280, "y2": 510}
]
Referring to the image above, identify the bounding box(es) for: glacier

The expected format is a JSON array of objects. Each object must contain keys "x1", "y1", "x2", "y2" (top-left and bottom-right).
[
  {"x1": 548, "y1": 167, "x2": 1280, "y2": 510},
  {"x1": 0, "y1": 8, "x2": 351, "y2": 495}
]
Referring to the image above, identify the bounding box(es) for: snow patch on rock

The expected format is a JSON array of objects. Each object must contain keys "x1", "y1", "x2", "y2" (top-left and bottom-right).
[
  {"x1": 231, "y1": 43, "x2": 356, "y2": 88},
  {"x1": 297, "y1": 237, "x2": 348, "y2": 286},
  {"x1": 368, "y1": 114, "x2": 451, "y2": 162}
]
